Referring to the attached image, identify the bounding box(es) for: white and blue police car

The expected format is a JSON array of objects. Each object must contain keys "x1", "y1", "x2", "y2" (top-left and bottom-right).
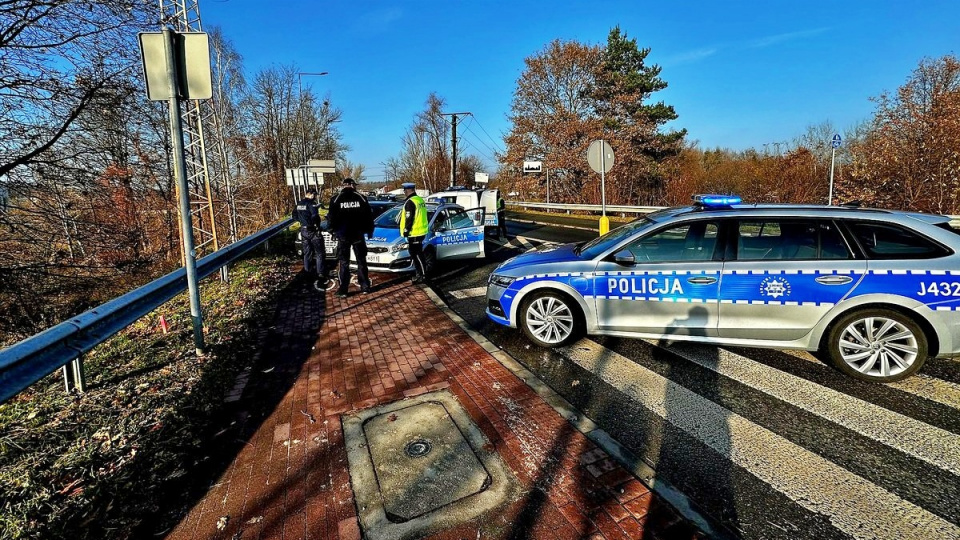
[
  {"x1": 486, "y1": 195, "x2": 960, "y2": 382},
  {"x1": 361, "y1": 201, "x2": 487, "y2": 274}
]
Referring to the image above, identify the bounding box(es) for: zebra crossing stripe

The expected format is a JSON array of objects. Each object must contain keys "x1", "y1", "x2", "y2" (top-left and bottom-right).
[
  {"x1": 783, "y1": 350, "x2": 960, "y2": 411},
  {"x1": 561, "y1": 339, "x2": 960, "y2": 540},
  {"x1": 449, "y1": 286, "x2": 488, "y2": 300},
  {"x1": 659, "y1": 342, "x2": 960, "y2": 476}
]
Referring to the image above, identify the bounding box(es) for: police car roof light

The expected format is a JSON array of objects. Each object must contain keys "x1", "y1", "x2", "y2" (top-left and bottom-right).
[{"x1": 692, "y1": 194, "x2": 742, "y2": 208}]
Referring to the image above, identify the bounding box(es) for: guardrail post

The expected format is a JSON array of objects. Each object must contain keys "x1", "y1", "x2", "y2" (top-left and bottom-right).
[{"x1": 61, "y1": 355, "x2": 86, "y2": 395}]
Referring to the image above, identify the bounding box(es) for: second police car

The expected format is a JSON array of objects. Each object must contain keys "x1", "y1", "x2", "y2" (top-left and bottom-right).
[
  {"x1": 486, "y1": 195, "x2": 960, "y2": 382},
  {"x1": 361, "y1": 201, "x2": 487, "y2": 274}
]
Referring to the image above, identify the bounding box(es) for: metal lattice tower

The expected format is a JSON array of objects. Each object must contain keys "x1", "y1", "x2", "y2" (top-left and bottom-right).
[{"x1": 159, "y1": 0, "x2": 219, "y2": 255}]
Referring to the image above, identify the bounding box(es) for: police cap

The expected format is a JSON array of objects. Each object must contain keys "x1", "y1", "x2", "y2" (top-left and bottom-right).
[{"x1": 401, "y1": 182, "x2": 416, "y2": 190}]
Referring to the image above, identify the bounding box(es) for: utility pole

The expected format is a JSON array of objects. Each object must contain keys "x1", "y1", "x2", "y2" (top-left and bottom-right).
[
  {"x1": 298, "y1": 71, "x2": 328, "y2": 197},
  {"x1": 441, "y1": 112, "x2": 470, "y2": 187}
]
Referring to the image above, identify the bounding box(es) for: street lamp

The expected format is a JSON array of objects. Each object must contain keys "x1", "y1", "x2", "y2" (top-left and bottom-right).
[{"x1": 298, "y1": 71, "x2": 328, "y2": 198}]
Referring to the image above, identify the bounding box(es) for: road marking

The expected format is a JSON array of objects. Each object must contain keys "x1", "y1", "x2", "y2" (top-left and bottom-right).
[
  {"x1": 658, "y1": 342, "x2": 960, "y2": 476},
  {"x1": 449, "y1": 287, "x2": 488, "y2": 300},
  {"x1": 781, "y1": 349, "x2": 960, "y2": 411},
  {"x1": 560, "y1": 338, "x2": 960, "y2": 540},
  {"x1": 888, "y1": 374, "x2": 960, "y2": 410}
]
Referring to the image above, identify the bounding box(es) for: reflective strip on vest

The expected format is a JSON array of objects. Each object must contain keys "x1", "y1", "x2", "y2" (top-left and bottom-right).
[{"x1": 401, "y1": 195, "x2": 429, "y2": 237}]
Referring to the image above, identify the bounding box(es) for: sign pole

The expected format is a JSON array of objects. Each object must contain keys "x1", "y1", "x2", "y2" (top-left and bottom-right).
[
  {"x1": 599, "y1": 140, "x2": 609, "y2": 235},
  {"x1": 546, "y1": 167, "x2": 550, "y2": 204},
  {"x1": 829, "y1": 146, "x2": 836, "y2": 206},
  {"x1": 828, "y1": 133, "x2": 841, "y2": 206},
  {"x1": 163, "y1": 28, "x2": 205, "y2": 355}
]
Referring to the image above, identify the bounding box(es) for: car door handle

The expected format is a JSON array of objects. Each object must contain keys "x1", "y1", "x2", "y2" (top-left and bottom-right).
[
  {"x1": 687, "y1": 276, "x2": 718, "y2": 285},
  {"x1": 815, "y1": 275, "x2": 853, "y2": 285}
]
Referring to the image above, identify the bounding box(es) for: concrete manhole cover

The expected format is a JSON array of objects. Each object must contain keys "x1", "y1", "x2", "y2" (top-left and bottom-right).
[{"x1": 343, "y1": 390, "x2": 519, "y2": 540}]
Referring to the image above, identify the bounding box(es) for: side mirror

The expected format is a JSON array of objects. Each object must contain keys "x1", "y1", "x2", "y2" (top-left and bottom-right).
[{"x1": 613, "y1": 249, "x2": 636, "y2": 266}]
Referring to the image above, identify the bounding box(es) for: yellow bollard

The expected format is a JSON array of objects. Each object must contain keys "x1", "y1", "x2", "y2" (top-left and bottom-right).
[{"x1": 599, "y1": 216, "x2": 610, "y2": 235}]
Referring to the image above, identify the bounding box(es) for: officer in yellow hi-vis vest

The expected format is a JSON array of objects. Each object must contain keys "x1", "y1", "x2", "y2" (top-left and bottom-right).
[{"x1": 400, "y1": 182, "x2": 429, "y2": 283}]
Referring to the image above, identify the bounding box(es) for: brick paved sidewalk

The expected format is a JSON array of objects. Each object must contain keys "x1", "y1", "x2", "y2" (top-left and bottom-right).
[{"x1": 165, "y1": 272, "x2": 705, "y2": 540}]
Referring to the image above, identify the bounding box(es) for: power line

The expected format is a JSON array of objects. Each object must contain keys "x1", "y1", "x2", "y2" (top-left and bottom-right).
[
  {"x1": 469, "y1": 115, "x2": 505, "y2": 154},
  {"x1": 460, "y1": 119, "x2": 501, "y2": 158}
]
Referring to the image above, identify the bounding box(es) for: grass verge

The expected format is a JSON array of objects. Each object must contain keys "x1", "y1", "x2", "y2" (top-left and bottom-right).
[{"x1": 0, "y1": 240, "x2": 297, "y2": 540}]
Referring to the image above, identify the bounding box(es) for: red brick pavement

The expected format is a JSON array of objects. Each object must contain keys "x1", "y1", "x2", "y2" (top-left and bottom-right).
[{"x1": 165, "y1": 274, "x2": 704, "y2": 540}]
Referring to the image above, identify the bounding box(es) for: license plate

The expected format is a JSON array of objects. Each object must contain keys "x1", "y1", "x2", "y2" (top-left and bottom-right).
[{"x1": 367, "y1": 253, "x2": 383, "y2": 264}]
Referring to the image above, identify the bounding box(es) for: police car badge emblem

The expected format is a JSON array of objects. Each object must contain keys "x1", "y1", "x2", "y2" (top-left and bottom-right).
[{"x1": 760, "y1": 276, "x2": 791, "y2": 299}]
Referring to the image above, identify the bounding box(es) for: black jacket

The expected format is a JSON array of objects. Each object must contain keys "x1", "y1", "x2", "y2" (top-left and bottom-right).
[
  {"x1": 327, "y1": 188, "x2": 374, "y2": 241},
  {"x1": 294, "y1": 197, "x2": 321, "y2": 232}
]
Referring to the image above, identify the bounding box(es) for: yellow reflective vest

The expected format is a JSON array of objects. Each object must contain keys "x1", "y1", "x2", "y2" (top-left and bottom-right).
[{"x1": 401, "y1": 195, "x2": 428, "y2": 237}]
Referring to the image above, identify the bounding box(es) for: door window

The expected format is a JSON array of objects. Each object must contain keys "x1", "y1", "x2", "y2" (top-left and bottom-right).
[
  {"x1": 446, "y1": 208, "x2": 474, "y2": 229},
  {"x1": 737, "y1": 220, "x2": 850, "y2": 260},
  {"x1": 623, "y1": 221, "x2": 720, "y2": 263}
]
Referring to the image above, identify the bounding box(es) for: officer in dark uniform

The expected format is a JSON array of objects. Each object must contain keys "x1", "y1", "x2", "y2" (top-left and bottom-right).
[
  {"x1": 497, "y1": 192, "x2": 508, "y2": 239},
  {"x1": 400, "y1": 182, "x2": 429, "y2": 283},
  {"x1": 327, "y1": 178, "x2": 373, "y2": 297},
  {"x1": 294, "y1": 187, "x2": 327, "y2": 287}
]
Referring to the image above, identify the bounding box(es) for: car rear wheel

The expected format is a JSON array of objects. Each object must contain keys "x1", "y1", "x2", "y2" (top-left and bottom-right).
[
  {"x1": 423, "y1": 247, "x2": 436, "y2": 276},
  {"x1": 519, "y1": 291, "x2": 581, "y2": 348},
  {"x1": 826, "y1": 308, "x2": 928, "y2": 382}
]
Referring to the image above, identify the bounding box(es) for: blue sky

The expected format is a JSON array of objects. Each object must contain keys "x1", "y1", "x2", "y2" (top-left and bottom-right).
[{"x1": 201, "y1": 0, "x2": 959, "y2": 181}]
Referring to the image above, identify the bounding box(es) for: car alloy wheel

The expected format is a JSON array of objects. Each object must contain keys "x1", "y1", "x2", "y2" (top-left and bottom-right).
[
  {"x1": 828, "y1": 309, "x2": 927, "y2": 382},
  {"x1": 522, "y1": 293, "x2": 577, "y2": 347}
]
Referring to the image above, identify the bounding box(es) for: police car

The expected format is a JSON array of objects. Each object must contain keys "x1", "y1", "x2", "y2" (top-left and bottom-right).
[
  {"x1": 486, "y1": 195, "x2": 960, "y2": 382},
  {"x1": 362, "y1": 201, "x2": 486, "y2": 273}
]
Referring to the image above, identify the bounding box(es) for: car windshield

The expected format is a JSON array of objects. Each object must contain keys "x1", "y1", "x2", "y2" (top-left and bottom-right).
[
  {"x1": 577, "y1": 218, "x2": 654, "y2": 259},
  {"x1": 370, "y1": 201, "x2": 398, "y2": 219},
  {"x1": 374, "y1": 205, "x2": 438, "y2": 229}
]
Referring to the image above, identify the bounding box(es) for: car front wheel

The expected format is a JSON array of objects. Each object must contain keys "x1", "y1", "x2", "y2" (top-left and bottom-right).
[
  {"x1": 519, "y1": 291, "x2": 581, "y2": 348},
  {"x1": 826, "y1": 308, "x2": 928, "y2": 382}
]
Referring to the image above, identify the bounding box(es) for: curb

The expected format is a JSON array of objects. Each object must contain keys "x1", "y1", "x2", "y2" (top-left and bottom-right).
[{"x1": 420, "y1": 285, "x2": 731, "y2": 540}]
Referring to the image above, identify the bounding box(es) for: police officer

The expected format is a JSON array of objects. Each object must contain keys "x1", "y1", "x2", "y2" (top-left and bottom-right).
[
  {"x1": 327, "y1": 178, "x2": 373, "y2": 297},
  {"x1": 400, "y1": 182, "x2": 429, "y2": 283},
  {"x1": 497, "y1": 192, "x2": 508, "y2": 239},
  {"x1": 294, "y1": 187, "x2": 327, "y2": 287}
]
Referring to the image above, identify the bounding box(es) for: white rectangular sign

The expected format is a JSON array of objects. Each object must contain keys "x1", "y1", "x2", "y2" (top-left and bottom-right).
[
  {"x1": 307, "y1": 159, "x2": 336, "y2": 173},
  {"x1": 522, "y1": 161, "x2": 542, "y2": 174},
  {"x1": 475, "y1": 172, "x2": 489, "y2": 184},
  {"x1": 139, "y1": 32, "x2": 213, "y2": 101}
]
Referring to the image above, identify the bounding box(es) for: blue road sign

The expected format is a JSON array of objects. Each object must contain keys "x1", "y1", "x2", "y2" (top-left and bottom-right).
[{"x1": 831, "y1": 134, "x2": 842, "y2": 148}]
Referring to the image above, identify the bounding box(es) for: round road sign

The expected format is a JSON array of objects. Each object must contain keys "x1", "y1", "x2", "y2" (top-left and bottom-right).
[{"x1": 587, "y1": 140, "x2": 615, "y2": 174}]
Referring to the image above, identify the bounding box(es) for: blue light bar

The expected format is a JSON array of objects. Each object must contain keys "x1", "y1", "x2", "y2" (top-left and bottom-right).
[{"x1": 693, "y1": 194, "x2": 742, "y2": 207}]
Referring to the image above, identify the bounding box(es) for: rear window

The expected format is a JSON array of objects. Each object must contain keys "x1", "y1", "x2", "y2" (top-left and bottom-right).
[
  {"x1": 936, "y1": 222, "x2": 960, "y2": 237},
  {"x1": 848, "y1": 221, "x2": 951, "y2": 259}
]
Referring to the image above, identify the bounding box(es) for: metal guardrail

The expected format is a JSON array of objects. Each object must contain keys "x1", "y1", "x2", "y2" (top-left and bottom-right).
[
  {"x1": 0, "y1": 218, "x2": 294, "y2": 404},
  {"x1": 507, "y1": 201, "x2": 960, "y2": 225},
  {"x1": 506, "y1": 201, "x2": 662, "y2": 215}
]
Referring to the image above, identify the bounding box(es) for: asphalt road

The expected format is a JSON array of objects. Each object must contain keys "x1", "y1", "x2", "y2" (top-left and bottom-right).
[{"x1": 424, "y1": 215, "x2": 960, "y2": 540}]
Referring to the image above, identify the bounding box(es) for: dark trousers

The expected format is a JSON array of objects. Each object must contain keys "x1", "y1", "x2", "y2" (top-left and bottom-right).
[
  {"x1": 497, "y1": 211, "x2": 507, "y2": 238},
  {"x1": 337, "y1": 237, "x2": 370, "y2": 291},
  {"x1": 301, "y1": 229, "x2": 326, "y2": 277},
  {"x1": 407, "y1": 235, "x2": 426, "y2": 278}
]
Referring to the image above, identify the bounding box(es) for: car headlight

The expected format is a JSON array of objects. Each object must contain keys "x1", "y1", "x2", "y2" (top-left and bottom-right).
[
  {"x1": 391, "y1": 242, "x2": 409, "y2": 254},
  {"x1": 488, "y1": 274, "x2": 516, "y2": 287}
]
